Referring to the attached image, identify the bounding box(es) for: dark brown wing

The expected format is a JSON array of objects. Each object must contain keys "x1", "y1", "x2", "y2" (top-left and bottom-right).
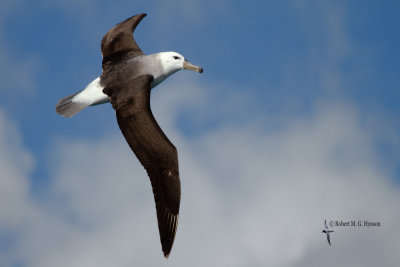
[
  {"x1": 101, "y1": 14, "x2": 147, "y2": 66},
  {"x1": 103, "y1": 74, "x2": 181, "y2": 258}
]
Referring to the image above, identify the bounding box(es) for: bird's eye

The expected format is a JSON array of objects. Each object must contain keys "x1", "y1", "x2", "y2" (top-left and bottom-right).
[{"x1": 173, "y1": 56, "x2": 180, "y2": 60}]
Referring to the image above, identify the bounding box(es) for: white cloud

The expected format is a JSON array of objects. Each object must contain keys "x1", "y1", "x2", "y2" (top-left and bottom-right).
[
  {"x1": 0, "y1": 109, "x2": 35, "y2": 266},
  {"x1": 1, "y1": 76, "x2": 400, "y2": 266},
  {"x1": 0, "y1": 110, "x2": 34, "y2": 228}
]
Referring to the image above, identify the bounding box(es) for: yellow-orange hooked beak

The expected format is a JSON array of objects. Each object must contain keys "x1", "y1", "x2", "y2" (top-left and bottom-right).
[{"x1": 183, "y1": 60, "x2": 203, "y2": 73}]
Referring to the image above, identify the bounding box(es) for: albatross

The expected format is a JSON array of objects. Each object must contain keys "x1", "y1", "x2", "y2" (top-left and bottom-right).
[{"x1": 55, "y1": 13, "x2": 203, "y2": 258}]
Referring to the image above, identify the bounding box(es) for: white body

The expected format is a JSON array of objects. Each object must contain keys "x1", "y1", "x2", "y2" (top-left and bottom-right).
[
  {"x1": 76, "y1": 53, "x2": 181, "y2": 105},
  {"x1": 56, "y1": 52, "x2": 187, "y2": 117},
  {"x1": 73, "y1": 76, "x2": 107, "y2": 106}
]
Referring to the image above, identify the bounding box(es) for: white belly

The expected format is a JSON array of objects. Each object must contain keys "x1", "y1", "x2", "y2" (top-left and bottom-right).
[{"x1": 74, "y1": 77, "x2": 109, "y2": 106}]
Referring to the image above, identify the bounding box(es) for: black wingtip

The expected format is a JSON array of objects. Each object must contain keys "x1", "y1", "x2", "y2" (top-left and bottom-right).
[
  {"x1": 131, "y1": 13, "x2": 147, "y2": 23},
  {"x1": 118, "y1": 13, "x2": 147, "y2": 30},
  {"x1": 136, "y1": 13, "x2": 147, "y2": 20},
  {"x1": 159, "y1": 212, "x2": 179, "y2": 259},
  {"x1": 122, "y1": 13, "x2": 147, "y2": 22}
]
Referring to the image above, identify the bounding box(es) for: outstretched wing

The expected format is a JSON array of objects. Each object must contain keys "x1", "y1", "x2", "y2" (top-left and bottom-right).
[
  {"x1": 101, "y1": 14, "x2": 147, "y2": 66},
  {"x1": 103, "y1": 74, "x2": 181, "y2": 258}
]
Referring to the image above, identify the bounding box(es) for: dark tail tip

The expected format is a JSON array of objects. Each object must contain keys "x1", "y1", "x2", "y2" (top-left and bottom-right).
[{"x1": 55, "y1": 92, "x2": 88, "y2": 118}]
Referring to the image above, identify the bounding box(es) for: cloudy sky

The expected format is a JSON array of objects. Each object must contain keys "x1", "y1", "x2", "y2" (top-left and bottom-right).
[{"x1": 1, "y1": 0, "x2": 400, "y2": 266}]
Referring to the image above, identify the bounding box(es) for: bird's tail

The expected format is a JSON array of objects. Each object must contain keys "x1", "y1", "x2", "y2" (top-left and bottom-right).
[
  {"x1": 55, "y1": 77, "x2": 105, "y2": 118},
  {"x1": 55, "y1": 91, "x2": 90, "y2": 118}
]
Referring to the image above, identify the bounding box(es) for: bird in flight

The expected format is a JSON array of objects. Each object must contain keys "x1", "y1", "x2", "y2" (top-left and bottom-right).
[
  {"x1": 55, "y1": 13, "x2": 203, "y2": 258},
  {"x1": 322, "y1": 220, "x2": 334, "y2": 246}
]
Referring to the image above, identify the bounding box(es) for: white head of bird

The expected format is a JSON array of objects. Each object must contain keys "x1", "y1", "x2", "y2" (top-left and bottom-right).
[{"x1": 158, "y1": 51, "x2": 203, "y2": 76}]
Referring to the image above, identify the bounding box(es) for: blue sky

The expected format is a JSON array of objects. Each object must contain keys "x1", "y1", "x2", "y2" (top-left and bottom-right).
[{"x1": 1, "y1": 0, "x2": 400, "y2": 266}]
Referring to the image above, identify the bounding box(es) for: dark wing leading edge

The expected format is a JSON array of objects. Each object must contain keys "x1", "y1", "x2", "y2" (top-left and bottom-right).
[
  {"x1": 101, "y1": 13, "x2": 147, "y2": 67},
  {"x1": 103, "y1": 74, "x2": 181, "y2": 258}
]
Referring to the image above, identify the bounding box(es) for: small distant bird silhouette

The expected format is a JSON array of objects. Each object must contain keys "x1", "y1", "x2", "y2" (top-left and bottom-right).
[{"x1": 322, "y1": 220, "x2": 334, "y2": 246}]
